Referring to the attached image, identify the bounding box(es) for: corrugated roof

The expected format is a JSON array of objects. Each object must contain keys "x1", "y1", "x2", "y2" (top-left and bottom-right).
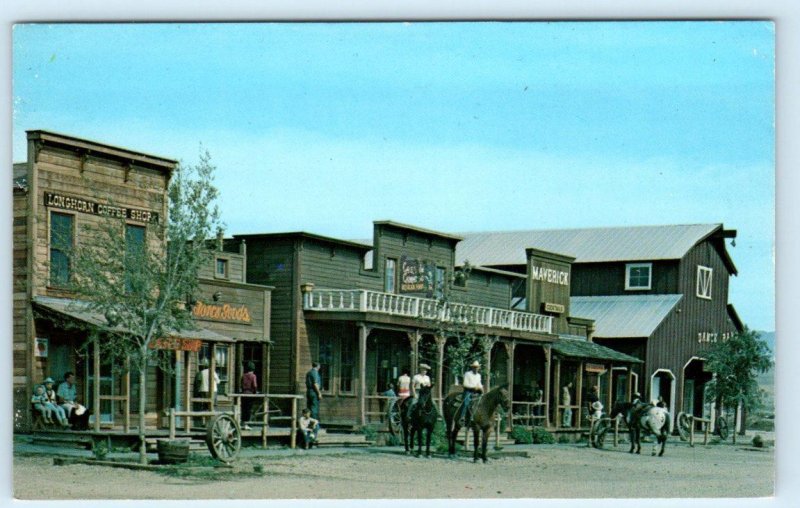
[
  {"x1": 552, "y1": 336, "x2": 642, "y2": 363},
  {"x1": 456, "y1": 224, "x2": 723, "y2": 266},
  {"x1": 570, "y1": 294, "x2": 682, "y2": 338},
  {"x1": 32, "y1": 296, "x2": 236, "y2": 342}
]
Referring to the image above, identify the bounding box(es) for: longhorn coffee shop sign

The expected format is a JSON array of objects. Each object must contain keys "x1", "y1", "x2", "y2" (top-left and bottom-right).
[
  {"x1": 400, "y1": 256, "x2": 434, "y2": 294},
  {"x1": 192, "y1": 301, "x2": 252, "y2": 324},
  {"x1": 44, "y1": 192, "x2": 160, "y2": 224}
]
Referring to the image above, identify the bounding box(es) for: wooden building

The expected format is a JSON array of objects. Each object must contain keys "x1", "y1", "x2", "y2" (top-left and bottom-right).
[
  {"x1": 457, "y1": 224, "x2": 744, "y2": 428},
  {"x1": 233, "y1": 220, "x2": 639, "y2": 429},
  {"x1": 12, "y1": 130, "x2": 272, "y2": 432}
]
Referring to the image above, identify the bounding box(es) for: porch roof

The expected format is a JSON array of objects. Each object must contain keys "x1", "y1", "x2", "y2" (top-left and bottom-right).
[
  {"x1": 569, "y1": 294, "x2": 682, "y2": 338},
  {"x1": 32, "y1": 296, "x2": 236, "y2": 343},
  {"x1": 552, "y1": 335, "x2": 642, "y2": 363}
]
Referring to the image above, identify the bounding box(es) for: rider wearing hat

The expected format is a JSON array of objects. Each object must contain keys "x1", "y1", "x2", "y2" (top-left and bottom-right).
[
  {"x1": 460, "y1": 360, "x2": 484, "y2": 424},
  {"x1": 409, "y1": 363, "x2": 432, "y2": 411}
]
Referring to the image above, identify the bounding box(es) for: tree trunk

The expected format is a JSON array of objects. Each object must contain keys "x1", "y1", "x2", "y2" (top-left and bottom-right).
[{"x1": 138, "y1": 355, "x2": 148, "y2": 465}]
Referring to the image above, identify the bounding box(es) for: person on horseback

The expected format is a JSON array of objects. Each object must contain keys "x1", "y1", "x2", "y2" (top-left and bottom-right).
[
  {"x1": 460, "y1": 360, "x2": 484, "y2": 425},
  {"x1": 397, "y1": 368, "x2": 411, "y2": 401},
  {"x1": 409, "y1": 363, "x2": 432, "y2": 413}
]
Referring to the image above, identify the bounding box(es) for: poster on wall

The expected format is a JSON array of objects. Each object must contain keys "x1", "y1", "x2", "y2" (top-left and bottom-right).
[
  {"x1": 35, "y1": 338, "x2": 48, "y2": 358},
  {"x1": 399, "y1": 255, "x2": 434, "y2": 294}
]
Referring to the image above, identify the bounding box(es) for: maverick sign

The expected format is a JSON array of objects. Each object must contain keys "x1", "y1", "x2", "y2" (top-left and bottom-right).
[
  {"x1": 192, "y1": 301, "x2": 252, "y2": 324},
  {"x1": 44, "y1": 192, "x2": 160, "y2": 224}
]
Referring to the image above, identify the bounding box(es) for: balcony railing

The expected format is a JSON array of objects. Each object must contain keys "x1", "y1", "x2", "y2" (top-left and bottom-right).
[{"x1": 303, "y1": 289, "x2": 553, "y2": 335}]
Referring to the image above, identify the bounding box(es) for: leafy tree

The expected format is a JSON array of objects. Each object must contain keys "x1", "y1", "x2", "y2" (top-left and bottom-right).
[
  {"x1": 66, "y1": 150, "x2": 222, "y2": 464},
  {"x1": 704, "y1": 327, "x2": 773, "y2": 441}
]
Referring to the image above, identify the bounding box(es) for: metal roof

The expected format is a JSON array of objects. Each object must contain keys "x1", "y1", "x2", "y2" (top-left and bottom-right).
[
  {"x1": 456, "y1": 224, "x2": 723, "y2": 266},
  {"x1": 551, "y1": 336, "x2": 643, "y2": 363},
  {"x1": 570, "y1": 294, "x2": 682, "y2": 338},
  {"x1": 32, "y1": 296, "x2": 236, "y2": 343}
]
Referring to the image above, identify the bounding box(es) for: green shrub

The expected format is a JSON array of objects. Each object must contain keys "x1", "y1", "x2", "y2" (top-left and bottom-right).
[
  {"x1": 752, "y1": 435, "x2": 765, "y2": 448},
  {"x1": 531, "y1": 426, "x2": 555, "y2": 444},
  {"x1": 511, "y1": 426, "x2": 533, "y2": 444},
  {"x1": 360, "y1": 425, "x2": 379, "y2": 442},
  {"x1": 92, "y1": 441, "x2": 109, "y2": 460}
]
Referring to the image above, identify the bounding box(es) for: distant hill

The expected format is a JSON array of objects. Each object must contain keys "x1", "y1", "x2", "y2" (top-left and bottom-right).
[{"x1": 756, "y1": 330, "x2": 775, "y2": 356}]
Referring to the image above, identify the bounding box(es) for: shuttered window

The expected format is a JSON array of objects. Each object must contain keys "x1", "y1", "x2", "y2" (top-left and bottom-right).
[
  {"x1": 49, "y1": 212, "x2": 74, "y2": 287},
  {"x1": 696, "y1": 265, "x2": 713, "y2": 300}
]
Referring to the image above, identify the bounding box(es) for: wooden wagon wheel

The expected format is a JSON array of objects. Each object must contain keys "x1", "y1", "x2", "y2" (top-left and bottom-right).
[
  {"x1": 206, "y1": 413, "x2": 241, "y2": 463},
  {"x1": 677, "y1": 412, "x2": 691, "y2": 441},
  {"x1": 592, "y1": 419, "x2": 610, "y2": 449}
]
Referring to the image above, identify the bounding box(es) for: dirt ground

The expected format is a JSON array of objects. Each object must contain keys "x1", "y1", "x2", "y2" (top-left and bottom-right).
[{"x1": 13, "y1": 441, "x2": 773, "y2": 500}]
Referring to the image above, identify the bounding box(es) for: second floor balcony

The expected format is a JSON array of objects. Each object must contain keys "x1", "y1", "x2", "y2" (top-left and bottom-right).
[{"x1": 303, "y1": 288, "x2": 553, "y2": 335}]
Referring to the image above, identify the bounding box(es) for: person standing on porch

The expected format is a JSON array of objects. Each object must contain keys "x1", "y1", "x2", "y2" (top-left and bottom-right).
[
  {"x1": 305, "y1": 362, "x2": 323, "y2": 421},
  {"x1": 562, "y1": 382, "x2": 573, "y2": 427},
  {"x1": 240, "y1": 361, "x2": 258, "y2": 430},
  {"x1": 460, "y1": 360, "x2": 484, "y2": 423}
]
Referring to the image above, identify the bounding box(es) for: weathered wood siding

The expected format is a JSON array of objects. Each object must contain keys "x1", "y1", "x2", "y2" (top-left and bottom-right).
[
  {"x1": 453, "y1": 269, "x2": 514, "y2": 309},
  {"x1": 238, "y1": 237, "x2": 296, "y2": 394},
  {"x1": 646, "y1": 239, "x2": 739, "y2": 412},
  {"x1": 197, "y1": 251, "x2": 246, "y2": 283},
  {"x1": 571, "y1": 260, "x2": 680, "y2": 296}
]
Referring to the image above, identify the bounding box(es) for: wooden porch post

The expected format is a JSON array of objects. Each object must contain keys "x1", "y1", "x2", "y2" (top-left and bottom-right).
[
  {"x1": 124, "y1": 357, "x2": 131, "y2": 433},
  {"x1": 544, "y1": 346, "x2": 551, "y2": 428},
  {"x1": 576, "y1": 361, "x2": 584, "y2": 428},
  {"x1": 408, "y1": 330, "x2": 420, "y2": 374},
  {"x1": 358, "y1": 323, "x2": 369, "y2": 426},
  {"x1": 93, "y1": 344, "x2": 101, "y2": 432},
  {"x1": 504, "y1": 340, "x2": 515, "y2": 432},
  {"x1": 184, "y1": 352, "x2": 193, "y2": 433},
  {"x1": 606, "y1": 363, "x2": 613, "y2": 409},
  {"x1": 554, "y1": 357, "x2": 561, "y2": 429},
  {"x1": 435, "y1": 334, "x2": 446, "y2": 413},
  {"x1": 209, "y1": 345, "x2": 216, "y2": 412},
  {"x1": 626, "y1": 365, "x2": 633, "y2": 402}
]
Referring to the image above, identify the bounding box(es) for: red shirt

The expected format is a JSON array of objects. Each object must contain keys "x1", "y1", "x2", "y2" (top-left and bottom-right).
[{"x1": 242, "y1": 372, "x2": 258, "y2": 393}]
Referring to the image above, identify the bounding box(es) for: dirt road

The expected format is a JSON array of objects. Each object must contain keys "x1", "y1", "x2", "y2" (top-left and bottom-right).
[{"x1": 13, "y1": 441, "x2": 773, "y2": 500}]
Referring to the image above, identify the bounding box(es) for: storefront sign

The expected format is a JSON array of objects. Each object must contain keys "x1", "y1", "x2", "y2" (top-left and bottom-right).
[
  {"x1": 149, "y1": 337, "x2": 203, "y2": 352},
  {"x1": 697, "y1": 331, "x2": 733, "y2": 344},
  {"x1": 35, "y1": 338, "x2": 48, "y2": 358},
  {"x1": 44, "y1": 191, "x2": 160, "y2": 224},
  {"x1": 585, "y1": 363, "x2": 606, "y2": 373},
  {"x1": 542, "y1": 302, "x2": 565, "y2": 314},
  {"x1": 400, "y1": 256, "x2": 434, "y2": 293},
  {"x1": 530, "y1": 265, "x2": 570, "y2": 286},
  {"x1": 192, "y1": 301, "x2": 252, "y2": 323}
]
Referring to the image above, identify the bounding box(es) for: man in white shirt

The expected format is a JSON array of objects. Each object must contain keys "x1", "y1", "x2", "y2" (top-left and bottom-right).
[
  {"x1": 409, "y1": 363, "x2": 432, "y2": 411},
  {"x1": 461, "y1": 360, "x2": 484, "y2": 424}
]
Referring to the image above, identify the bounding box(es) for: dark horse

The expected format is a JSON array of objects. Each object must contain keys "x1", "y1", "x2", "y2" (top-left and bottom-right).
[
  {"x1": 400, "y1": 385, "x2": 439, "y2": 457},
  {"x1": 443, "y1": 384, "x2": 511, "y2": 463},
  {"x1": 610, "y1": 401, "x2": 670, "y2": 456}
]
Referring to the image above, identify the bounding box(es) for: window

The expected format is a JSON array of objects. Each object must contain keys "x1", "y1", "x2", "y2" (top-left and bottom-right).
[
  {"x1": 215, "y1": 258, "x2": 229, "y2": 279},
  {"x1": 434, "y1": 267, "x2": 446, "y2": 299},
  {"x1": 696, "y1": 266, "x2": 713, "y2": 300},
  {"x1": 215, "y1": 345, "x2": 230, "y2": 396},
  {"x1": 385, "y1": 258, "x2": 396, "y2": 293},
  {"x1": 49, "y1": 212, "x2": 74, "y2": 287},
  {"x1": 625, "y1": 263, "x2": 652, "y2": 290},
  {"x1": 318, "y1": 336, "x2": 334, "y2": 392},
  {"x1": 339, "y1": 337, "x2": 355, "y2": 393},
  {"x1": 125, "y1": 224, "x2": 146, "y2": 292},
  {"x1": 362, "y1": 250, "x2": 374, "y2": 271}
]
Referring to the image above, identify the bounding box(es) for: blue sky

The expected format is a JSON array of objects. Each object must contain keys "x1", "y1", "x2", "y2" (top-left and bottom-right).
[{"x1": 12, "y1": 21, "x2": 775, "y2": 330}]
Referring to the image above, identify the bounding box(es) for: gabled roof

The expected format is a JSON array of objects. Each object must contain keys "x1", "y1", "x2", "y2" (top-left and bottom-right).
[
  {"x1": 570, "y1": 294, "x2": 683, "y2": 338},
  {"x1": 456, "y1": 224, "x2": 732, "y2": 267},
  {"x1": 234, "y1": 231, "x2": 372, "y2": 252},
  {"x1": 552, "y1": 335, "x2": 643, "y2": 363}
]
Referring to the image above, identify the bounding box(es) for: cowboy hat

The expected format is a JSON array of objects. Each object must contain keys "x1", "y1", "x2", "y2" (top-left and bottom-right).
[
  {"x1": 591, "y1": 401, "x2": 603, "y2": 411},
  {"x1": 419, "y1": 363, "x2": 431, "y2": 370},
  {"x1": 470, "y1": 360, "x2": 480, "y2": 368},
  {"x1": 43, "y1": 377, "x2": 55, "y2": 384}
]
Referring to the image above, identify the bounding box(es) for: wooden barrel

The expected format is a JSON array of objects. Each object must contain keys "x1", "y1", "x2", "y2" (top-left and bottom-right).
[{"x1": 157, "y1": 439, "x2": 190, "y2": 464}]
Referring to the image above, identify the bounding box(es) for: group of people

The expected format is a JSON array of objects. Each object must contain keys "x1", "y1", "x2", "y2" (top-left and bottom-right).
[
  {"x1": 396, "y1": 359, "x2": 485, "y2": 425},
  {"x1": 31, "y1": 372, "x2": 88, "y2": 428}
]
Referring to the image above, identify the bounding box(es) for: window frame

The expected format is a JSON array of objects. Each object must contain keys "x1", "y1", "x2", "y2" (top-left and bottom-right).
[
  {"x1": 124, "y1": 222, "x2": 147, "y2": 292},
  {"x1": 696, "y1": 265, "x2": 713, "y2": 300},
  {"x1": 48, "y1": 211, "x2": 75, "y2": 288},
  {"x1": 384, "y1": 257, "x2": 397, "y2": 293},
  {"x1": 215, "y1": 257, "x2": 230, "y2": 280},
  {"x1": 624, "y1": 262, "x2": 652, "y2": 291}
]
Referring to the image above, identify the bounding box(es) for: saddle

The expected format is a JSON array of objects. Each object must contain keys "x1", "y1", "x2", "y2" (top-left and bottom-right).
[{"x1": 452, "y1": 391, "x2": 481, "y2": 426}]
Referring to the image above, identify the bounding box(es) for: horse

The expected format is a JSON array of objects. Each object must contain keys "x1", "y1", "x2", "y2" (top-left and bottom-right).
[
  {"x1": 610, "y1": 401, "x2": 670, "y2": 456},
  {"x1": 400, "y1": 385, "x2": 439, "y2": 457},
  {"x1": 443, "y1": 384, "x2": 511, "y2": 463}
]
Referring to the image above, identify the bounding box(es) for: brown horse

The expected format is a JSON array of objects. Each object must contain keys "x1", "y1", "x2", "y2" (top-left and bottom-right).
[{"x1": 443, "y1": 384, "x2": 511, "y2": 463}]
